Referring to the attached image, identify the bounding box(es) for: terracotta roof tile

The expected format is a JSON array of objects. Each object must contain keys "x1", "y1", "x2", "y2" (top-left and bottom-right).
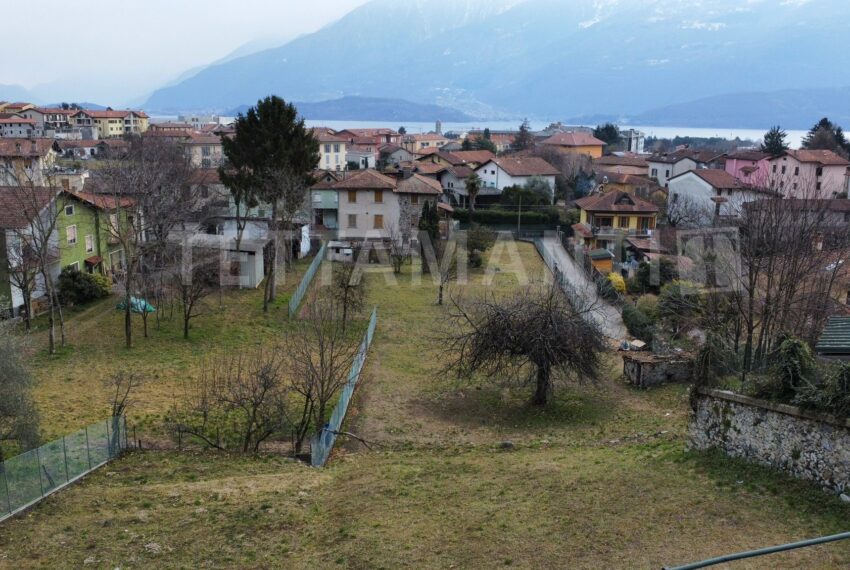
[
  {"x1": 396, "y1": 173, "x2": 442, "y2": 195},
  {"x1": 575, "y1": 191, "x2": 658, "y2": 214},
  {"x1": 479, "y1": 156, "x2": 559, "y2": 177},
  {"x1": 331, "y1": 169, "x2": 397, "y2": 190},
  {"x1": 0, "y1": 186, "x2": 57, "y2": 228},
  {"x1": 542, "y1": 132, "x2": 606, "y2": 147}
]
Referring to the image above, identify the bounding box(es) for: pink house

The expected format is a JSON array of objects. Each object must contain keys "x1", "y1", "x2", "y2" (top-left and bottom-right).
[{"x1": 724, "y1": 150, "x2": 771, "y2": 185}]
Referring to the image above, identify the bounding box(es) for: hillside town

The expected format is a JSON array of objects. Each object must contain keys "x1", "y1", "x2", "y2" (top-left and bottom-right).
[{"x1": 2, "y1": 94, "x2": 850, "y2": 568}]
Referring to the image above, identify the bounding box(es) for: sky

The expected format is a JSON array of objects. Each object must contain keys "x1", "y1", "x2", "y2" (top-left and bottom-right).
[{"x1": 0, "y1": 0, "x2": 370, "y2": 105}]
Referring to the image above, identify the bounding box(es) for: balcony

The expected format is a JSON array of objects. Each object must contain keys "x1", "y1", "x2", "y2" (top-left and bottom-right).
[{"x1": 591, "y1": 226, "x2": 653, "y2": 238}]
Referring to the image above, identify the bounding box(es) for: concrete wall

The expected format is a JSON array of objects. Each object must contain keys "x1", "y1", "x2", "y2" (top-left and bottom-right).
[
  {"x1": 689, "y1": 388, "x2": 850, "y2": 494},
  {"x1": 623, "y1": 354, "x2": 693, "y2": 388}
]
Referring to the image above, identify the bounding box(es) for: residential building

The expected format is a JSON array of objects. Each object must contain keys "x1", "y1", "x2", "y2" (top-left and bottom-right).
[
  {"x1": 572, "y1": 191, "x2": 658, "y2": 254},
  {"x1": 647, "y1": 148, "x2": 724, "y2": 187},
  {"x1": 148, "y1": 121, "x2": 193, "y2": 134},
  {"x1": 311, "y1": 171, "x2": 342, "y2": 230},
  {"x1": 401, "y1": 133, "x2": 450, "y2": 153},
  {"x1": 346, "y1": 149, "x2": 376, "y2": 170},
  {"x1": 56, "y1": 191, "x2": 132, "y2": 276},
  {"x1": 466, "y1": 130, "x2": 516, "y2": 153},
  {"x1": 416, "y1": 150, "x2": 496, "y2": 170},
  {"x1": 184, "y1": 133, "x2": 224, "y2": 169},
  {"x1": 327, "y1": 169, "x2": 440, "y2": 240},
  {"x1": 0, "y1": 138, "x2": 58, "y2": 185},
  {"x1": 724, "y1": 150, "x2": 771, "y2": 185},
  {"x1": 593, "y1": 154, "x2": 649, "y2": 176},
  {"x1": 378, "y1": 144, "x2": 416, "y2": 168},
  {"x1": 767, "y1": 150, "x2": 850, "y2": 198},
  {"x1": 0, "y1": 102, "x2": 35, "y2": 115},
  {"x1": 0, "y1": 116, "x2": 36, "y2": 137},
  {"x1": 475, "y1": 156, "x2": 559, "y2": 195},
  {"x1": 56, "y1": 139, "x2": 100, "y2": 159},
  {"x1": 667, "y1": 169, "x2": 773, "y2": 220},
  {"x1": 540, "y1": 132, "x2": 606, "y2": 158},
  {"x1": 71, "y1": 109, "x2": 149, "y2": 138},
  {"x1": 595, "y1": 171, "x2": 662, "y2": 200},
  {"x1": 313, "y1": 130, "x2": 348, "y2": 172},
  {"x1": 437, "y1": 165, "x2": 475, "y2": 206},
  {"x1": 336, "y1": 128, "x2": 400, "y2": 146},
  {"x1": 15, "y1": 107, "x2": 74, "y2": 132}
]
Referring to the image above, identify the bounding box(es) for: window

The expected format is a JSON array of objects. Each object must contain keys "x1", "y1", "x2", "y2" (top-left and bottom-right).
[
  {"x1": 781, "y1": 165, "x2": 786, "y2": 174},
  {"x1": 202, "y1": 146, "x2": 211, "y2": 157},
  {"x1": 665, "y1": 170, "x2": 670, "y2": 178},
  {"x1": 374, "y1": 190, "x2": 383, "y2": 203},
  {"x1": 348, "y1": 190, "x2": 357, "y2": 203},
  {"x1": 772, "y1": 164, "x2": 777, "y2": 173},
  {"x1": 325, "y1": 144, "x2": 331, "y2": 153},
  {"x1": 794, "y1": 166, "x2": 799, "y2": 176},
  {"x1": 85, "y1": 234, "x2": 94, "y2": 253},
  {"x1": 651, "y1": 168, "x2": 658, "y2": 177},
  {"x1": 817, "y1": 182, "x2": 822, "y2": 191},
  {"x1": 66, "y1": 224, "x2": 77, "y2": 245},
  {"x1": 334, "y1": 144, "x2": 340, "y2": 153},
  {"x1": 374, "y1": 214, "x2": 384, "y2": 229},
  {"x1": 68, "y1": 261, "x2": 79, "y2": 272},
  {"x1": 816, "y1": 167, "x2": 824, "y2": 177},
  {"x1": 618, "y1": 216, "x2": 629, "y2": 228},
  {"x1": 347, "y1": 214, "x2": 357, "y2": 228},
  {"x1": 65, "y1": 204, "x2": 74, "y2": 216},
  {"x1": 201, "y1": 158, "x2": 211, "y2": 168},
  {"x1": 313, "y1": 193, "x2": 322, "y2": 203},
  {"x1": 672, "y1": 193, "x2": 679, "y2": 203},
  {"x1": 411, "y1": 194, "x2": 419, "y2": 205}
]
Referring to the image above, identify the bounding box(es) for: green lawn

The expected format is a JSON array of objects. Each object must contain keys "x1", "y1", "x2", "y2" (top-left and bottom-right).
[{"x1": 3, "y1": 242, "x2": 850, "y2": 569}]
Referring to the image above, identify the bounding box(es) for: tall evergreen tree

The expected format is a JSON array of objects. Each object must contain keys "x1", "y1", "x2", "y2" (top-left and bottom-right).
[
  {"x1": 760, "y1": 125, "x2": 789, "y2": 156},
  {"x1": 220, "y1": 96, "x2": 319, "y2": 311},
  {"x1": 513, "y1": 119, "x2": 535, "y2": 151},
  {"x1": 592, "y1": 123, "x2": 620, "y2": 147},
  {"x1": 802, "y1": 117, "x2": 850, "y2": 157}
]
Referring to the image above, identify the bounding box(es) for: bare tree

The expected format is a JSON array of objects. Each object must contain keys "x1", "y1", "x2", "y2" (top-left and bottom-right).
[
  {"x1": 435, "y1": 238, "x2": 458, "y2": 306},
  {"x1": 0, "y1": 323, "x2": 39, "y2": 461},
  {"x1": 4, "y1": 237, "x2": 39, "y2": 332},
  {"x1": 168, "y1": 245, "x2": 219, "y2": 339},
  {"x1": 384, "y1": 221, "x2": 409, "y2": 274},
  {"x1": 105, "y1": 370, "x2": 144, "y2": 452},
  {"x1": 332, "y1": 261, "x2": 366, "y2": 332},
  {"x1": 442, "y1": 282, "x2": 606, "y2": 406},
  {"x1": 284, "y1": 294, "x2": 361, "y2": 453},
  {"x1": 93, "y1": 137, "x2": 196, "y2": 348}
]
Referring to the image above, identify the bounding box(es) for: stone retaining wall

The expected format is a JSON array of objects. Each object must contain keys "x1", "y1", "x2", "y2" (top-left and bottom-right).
[{"x1": 688, "y1": 388, "x2": 850, "y2": 493}]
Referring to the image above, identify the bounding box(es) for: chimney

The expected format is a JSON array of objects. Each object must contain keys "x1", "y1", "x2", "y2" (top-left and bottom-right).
[{"x1": 401, "y1": 166, "x2": 413, "y2": 180}]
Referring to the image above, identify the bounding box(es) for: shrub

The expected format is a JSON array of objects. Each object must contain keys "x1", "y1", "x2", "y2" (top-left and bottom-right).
[
  {"x1": 58, "y1": 267, "x2": 111, "y2": 306},
  {"x1": 772, "y1": 333, "x2": 816, "y2": 398},
  {"x1": 622, "y1": 304, "x2": 654, "y2": 342},
  {"x1": 595, "y1": 275, "x2": 618, "y2": 301},
  {"x1": 633, "y1": 257, "x2": 678, "y2": 293},
  {"x1": 453, "y1": 207, "x2": 560, "y2": 225},
  {"x1": 635, "y1": 294, "x2": 659, "y2": 322},
  {"x1": 794, "y1": 362, "x2": 850, "y2": 419},
  {"x1": 607, "y1": 272, "x2": 626, "y2": 294},
  {"x1": 466, "y1": 223, "x2": 497, "y2": 268}
]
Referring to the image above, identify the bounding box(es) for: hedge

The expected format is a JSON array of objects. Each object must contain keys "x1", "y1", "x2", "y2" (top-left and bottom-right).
[{"x1": 453, "y1": 207, "x2": 560, "y2": 225}]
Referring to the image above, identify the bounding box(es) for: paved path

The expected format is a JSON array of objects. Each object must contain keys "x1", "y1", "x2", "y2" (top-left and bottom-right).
[{"x1": 540, "y1": 237, "x2": 627, "y2": 341}]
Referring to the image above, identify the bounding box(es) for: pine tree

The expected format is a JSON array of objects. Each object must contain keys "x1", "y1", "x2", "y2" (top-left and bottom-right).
[
  {"x1": 513, "y1": 119, "x2": 535, "y2": 151},
  {"x1": 802, "y1": 117, "x2": 850, "y2": 157},
  {"x1": 760, "y1": 125, "x2": 789, "y2": 156}
]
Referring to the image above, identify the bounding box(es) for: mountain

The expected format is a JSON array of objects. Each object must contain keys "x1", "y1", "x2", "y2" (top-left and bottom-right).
[
  {"x1": 0, "y1": 84, "x2": 39, "y2": 103},
  {"x1": 624, "y1": 88, "x2": 850, "y2": 130},
  {"x1": 228, "y1": 96, "x2": 473, "y2": 122},
  {"x1": 145, "y1": 0, "x2": 850, "y2": 123}
]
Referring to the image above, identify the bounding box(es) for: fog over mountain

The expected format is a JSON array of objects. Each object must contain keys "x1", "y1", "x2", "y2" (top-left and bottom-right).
[{"x1": 114, "y1": 0, "x2": 850, "y2": 127}]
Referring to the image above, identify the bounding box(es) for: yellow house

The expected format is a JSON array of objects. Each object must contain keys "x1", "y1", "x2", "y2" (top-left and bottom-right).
[
  {"x1": 541, "y1": 132, "x2": 605, "y2": 159},
  {"x1": 401, "y1": 133, "x2": 449, "y2": 153},
  {"x1": 0, "y1": 138, "x2": 58, "y2": 186},
  {"x1": 71, "y1": 109, "x2": 150, "y2": 138},
  {"x1": 572, "y1": 190, "x2": 658, "y2": 255}
]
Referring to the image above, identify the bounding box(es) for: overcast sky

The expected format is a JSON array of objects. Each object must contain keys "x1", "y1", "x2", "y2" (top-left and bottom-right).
[{"x1": 0, "y1": 0, "x2": 370, "y2": 105}]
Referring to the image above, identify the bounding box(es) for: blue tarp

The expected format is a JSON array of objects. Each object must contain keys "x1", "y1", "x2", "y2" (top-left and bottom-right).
[{"x1": 116, "y1": 296, "x2": 156, "y2": 314}]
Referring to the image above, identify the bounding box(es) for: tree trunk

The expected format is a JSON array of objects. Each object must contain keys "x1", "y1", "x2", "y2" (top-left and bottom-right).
[
  {"x1": 41, "y1": 269, "x2": 55, "y2": 354},
  {"x1": 438, "y1": 282, "x2": 445, "y2": 306},
  {"x1": 183, "y1": 315, "x2": 189, "y2": 339},
  {"x1": 54, "y1": 289, "x2": 66, "y2": 347},
  {"x1": 532, "y1": 364, "x2": 551, "y2": 406},
  {"x1": 269, "y1": 201, "x2": 279, "y2": 303}
]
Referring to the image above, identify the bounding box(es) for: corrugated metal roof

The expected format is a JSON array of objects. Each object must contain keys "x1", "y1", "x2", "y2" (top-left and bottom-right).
[{"x1": 816, "y1": 316, "x2": 850, "y2": 354}]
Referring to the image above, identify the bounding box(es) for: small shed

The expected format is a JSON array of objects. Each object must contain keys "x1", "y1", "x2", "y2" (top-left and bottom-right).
[
  {"x1": 622, "y1": 352, "x2": 693, "y2": 389},
  {"x1": 328, "y1": 240, "x2": 355, "y2": 263},
  {"x1": 588, "y1": 248, "x2": 614, "y2": 274},
  {"x1": 816, "y1": 315, "x2": 850, "y2": 360}
]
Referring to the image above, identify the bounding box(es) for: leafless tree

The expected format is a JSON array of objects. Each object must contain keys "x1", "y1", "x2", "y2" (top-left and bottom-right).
[
  {"x1": 284, "y1": 294, "x2": 361, "y2": 453},
  {"x1": 332, "y1": 261, "x2": 366, "y2": 332},
  {"x1": 168, "y1": 245, "x2": 219, "y2": 339},
  {"x1": 441, "y1": 281, "x2": 606, "y2": 406},
  {"x1": 105, "y1": 370, "x2": 144, "y2": 418},
  {"x1": 435, "y1": 238, "x2": 458, "y2": 306},
  {"x1": 4, "y1": 238, "x2": 39, "y2": 332},
  {"x1": 169, "y1": 350, "x2": 289, "y2": 453},
  {"x1": 92, "y1": 137, "x2": 196, "y2": 348},
  {"x1": 384, "y1": 221, "x2": 409, "y2": 274},
  {"x1": 0, "y1": 323, "x2": 39, "y2": 461}
]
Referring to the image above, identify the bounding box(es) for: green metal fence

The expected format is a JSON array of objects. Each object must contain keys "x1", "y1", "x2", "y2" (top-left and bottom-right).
[
  {"x1": 0, "y1": 416, "x2": 128, "y2": 524},
  {"x1": 311, "y1": 307, "x2": 378, "y2": 467},
  {"x1": 288, "y1": 244, "x2": 327, "y2": 318}
]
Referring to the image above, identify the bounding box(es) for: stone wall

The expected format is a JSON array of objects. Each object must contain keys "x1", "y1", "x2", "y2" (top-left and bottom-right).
[
  {"x1": 622, "y1": 353, "x2": 693, "y2": 389},
  {"x1": 689, "y1": 388, "x2": 850, "y2": 494}
]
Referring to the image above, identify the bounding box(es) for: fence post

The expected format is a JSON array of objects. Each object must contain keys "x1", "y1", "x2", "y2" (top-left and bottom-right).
[
  {"x1": 62, "y1": 435, "x2": 70, "y2": 482},
  {"x1": 2, "y1": 468, "x2": 11, "y2": 515},
  {"x1": 123, "y1": 416, "x2": 128, "y2": 451},
  {"x1": 35, "y1": 446, "x2": 45, "y2": 498},
  {"x1": 105, "y1": 419, "x2": 112, "y2": 459},
  {"x1": 84, "y1": 425, "x2": 92, "y2": 470}
]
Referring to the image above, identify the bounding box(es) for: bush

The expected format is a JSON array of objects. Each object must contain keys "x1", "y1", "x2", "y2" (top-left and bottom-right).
[
  {"x1": 453, "y1": 207, "x2": 560, "y2": 225},
  {"x1": 635, "y1": 294, "x2": 659, "y2": 322},
  {"x1": 633, "y1": 258, "x2": 678, "y2": 293},
  {"x1": 794, "y1": 362, "x2": 850, "y2": 419},
  {"x1": 772, "y1": 333, "x2": 816, "y2": 398},
  {"x1": 622, "y1": 304, "x2": 654, "y2": 342},
  {"x1": 607, "y1": 273, "x2": 626, "y2": 294},
  {"x1": 466, "y1": 223, "x2": 497, "y2": 268},
  {"x1": 58, "y1": 267, "x2": 111, "y2": 306},
  {"x1": 595, "y1": 275, "x2": 618, "y2": 301}
]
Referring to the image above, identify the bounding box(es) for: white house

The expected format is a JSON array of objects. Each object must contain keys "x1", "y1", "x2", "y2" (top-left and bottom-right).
[
  {"x1": 0, "y1": 117, "x2": 36, "y2": 137},
  {"x1": 474, "y1": 156, "x2": 559, "y2": 193},
  {"x1": 647, "y1": 148, "x2": 724, "y2": 187},
  {"x1": 312, "y1": 130, "x2": 348, "y2": 172},
  {"x1": 667, "y1": 169, "x2": 773, "y2": 221}
]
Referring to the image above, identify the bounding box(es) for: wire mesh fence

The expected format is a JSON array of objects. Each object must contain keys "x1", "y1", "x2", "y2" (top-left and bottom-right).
[
  {"x1": 288, "y1": 244, "x2": 327, "y2": 318},
  {"x1": 0, "y1": 416, "x2": 128, "y2": 524},
  {"x1": 534, "y1": 238, "x2": 582, "y2": 307},
  {"x1": 311, "y1": 307, "x2": 378, "y2": 467}
]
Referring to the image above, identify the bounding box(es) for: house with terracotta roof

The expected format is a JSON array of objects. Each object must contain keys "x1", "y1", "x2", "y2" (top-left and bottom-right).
[
  {"x1": 71, "y1": 109, "x2": 149, "y2": 138},
  {"x1": 667, "y1": 168, "x2": 774, "y2": 221},
  {"x1": 15, "y1": 107, "x2": 75, "y2": 133},
  {"x1": 183, "y1": 133, "x2": 224, "y2": 169},
  {"x1": 335, "y1": 128, "x2": 400, "y2": 146},
  {"x1": 318, "y1": 169, "x2": 441, "y2": 240},
  {"x1": 593, "y1": 154, "x2": 649, "y2": 176},
  {"x1": 417, "y1": 149, "x2": 496, "y2": 170},
  {"x1": 378, "y1": 144, "x2": 416, "y2": 168},
  {"x1": 647, "y1": 148, "x2": 725, "y2": 187},
  {"x1": 311, "y1": 129, "x2": 348, "y2": 172},
  {"x1": 724, "y1": 150, "x2": 771, "y2": 185},
  {"x1": 474, "y1": 156, "x2": 559, "y2": 199},
  {"x1": 0, "y1": 138, "x2": 58, "y2": 185},
  {"x1": 572, "y1": 191, "x2": 659, "y2": 255},
  {"x1": 401, "y1": 133, "x2": 450, "y2": 153},
  {"x1": 465, "y1": 131, "x2": 516, "y2": 153},
  {"x1": 540, "y1": 132, "x2": 606, "y2": 158},
  {"x1": 594, "y1": 170, "x2": 663, "y2": 200},
  {"x1": 767, "y1": 149, "x2": 850, "y2": 198},
  {"x1": 437, "y1": 165, "x2": 475, "y2": 206},
  {"x1": 0, "y1": 116, "x2": 36, "y2": 137}
]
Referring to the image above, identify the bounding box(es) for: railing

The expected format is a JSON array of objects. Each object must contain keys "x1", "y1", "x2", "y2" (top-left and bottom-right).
[
  {"x1": 0, "y1": 416, "x2": 128, "y2": 524},
  {"x1": 533, "y1": 238, "x2": 583, "y2": 308},
  {"x1": 288, "y1": 244, "x2": 327, "y2": 318},
  {"x1": 311, "y1": 307, "x2": 378, "y2": 467}
]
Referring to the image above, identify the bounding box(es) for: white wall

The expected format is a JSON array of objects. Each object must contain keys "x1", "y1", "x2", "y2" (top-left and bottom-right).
[
  {"x1": 649, "y1": 158, "x2": 697, "y2": 187},
  {"x1": 476, "y1": 162, "x2": 556, "y2": 195}
]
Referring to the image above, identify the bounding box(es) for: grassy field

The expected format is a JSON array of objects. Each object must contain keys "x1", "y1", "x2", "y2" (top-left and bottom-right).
[
  {"x1": 25, "y1": 258, "x2": 311, "y2": 440},
  {"x1": 3, "y1": 241, "x2": 850, "y2": 568}
]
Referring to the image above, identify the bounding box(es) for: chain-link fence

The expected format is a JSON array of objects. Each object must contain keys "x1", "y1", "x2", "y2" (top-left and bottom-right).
[
  {"x1": 289, "y1": 244, "x2": 327, "y2": 318},
  {"x1": 0, "y1": 416, "x2": 128, "y2": 524},
  {"x1": 311, "y1": 307, "x2": 378, "y2": 467}
]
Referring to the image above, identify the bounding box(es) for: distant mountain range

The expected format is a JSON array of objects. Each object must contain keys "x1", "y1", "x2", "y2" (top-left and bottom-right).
[
  {"x1": 142, "y1": 0, "x2": 850, "y2": 128},
  {"x1": 0, "y1": 83, "x2": 38, "y2": 103},
  {"x1": 228, "y1": 96, "x2": 473, "y2": 122}
]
